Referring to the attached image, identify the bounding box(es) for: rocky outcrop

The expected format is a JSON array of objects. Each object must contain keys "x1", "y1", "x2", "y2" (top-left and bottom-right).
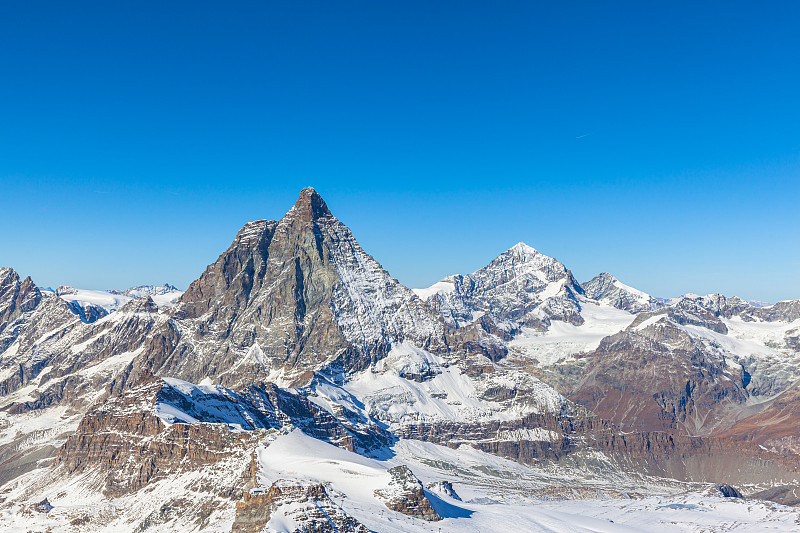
[
  {"x1": 374, "y1": 465, "x2": 441, "y2": 521},
  {"x1": 155, "y1": 376, "x2": 392, "y2": 453},
  {"x1": 57, "y1": 372, "x2": 391, "y2": 497},
  {"x1": 0, "y1": 268, "x2": 42, "y2": 337},
  {"x1": 751, "y1": 485, "x2": 800, "y2": 507},
  {"x1": 57, "y1": 376, "x2": 260, "y2": 497},
  {"x1": 716, "y1": 484, "x2": 743, "y2": 498},
  {"x1": 64, "y1": 299, "x2": 108, "y2": 323},
  {"x1": 231, "y1": 480, "x2": 370, "y2": 533}
]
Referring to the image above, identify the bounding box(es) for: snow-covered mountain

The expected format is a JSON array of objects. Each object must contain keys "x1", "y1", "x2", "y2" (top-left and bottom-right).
[
  {"x1": 414, "y1": 242, "x2": 585, "y2": 331},
  {"x1": 581, "y1": 271, "x2": 665, "y2": 313},
  {"x1": 2, "y1": 188, "x2": 800, "y2": 532}
]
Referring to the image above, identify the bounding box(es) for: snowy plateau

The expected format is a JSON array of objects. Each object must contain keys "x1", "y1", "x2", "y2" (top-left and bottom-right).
[{"x1": 1, "y1": 187, "x2": 800, "y2": 532}]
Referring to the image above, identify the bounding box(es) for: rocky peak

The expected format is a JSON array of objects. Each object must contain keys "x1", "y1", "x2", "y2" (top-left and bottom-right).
[
  {"x1": 417, "y1": 242, "x2": 584, "y2": 329},
  {"x1": 284, "y1": 186, "x2": 332, "y2": 222},
  {"x1": 232, "y1": 480, "x2": 370, "y2": 533},
  {"x1": 119, "y1": 296, "x2": 159, "y2": 314},
  {"x1": 135, "y1": 187, "x2": 447, "y2": 388},
  {"x1": 374, "y1": 465, "x2": 441, "y2": 521},
  {"x1": 494, "y1": 242, "x2": 573, "y2": 283},
  {"x1": 55, "y1": 285, "x2": 78, "y2": 296},
  {"x1": 110, "y1": 284, "x2": 181, "y2": 297},
  {"x1": 583, "y1": 272, "x2": 617, "y2": 294},
  {"x1": 582, "y1": 272, "x2": 663, "y2": 314},
  {"x1": 0, "y1": 268, "x2": 42, "y2": 329}
]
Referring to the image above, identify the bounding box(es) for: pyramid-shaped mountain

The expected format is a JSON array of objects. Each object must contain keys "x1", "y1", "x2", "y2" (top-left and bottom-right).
[{"x1": 129, "y1": 188, "x2": 448, "y2": 388}]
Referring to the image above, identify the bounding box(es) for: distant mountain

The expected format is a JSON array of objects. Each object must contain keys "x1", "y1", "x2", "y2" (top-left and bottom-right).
[
  {"x1": 109, "y1": 283, "x2": 180, "y2": 297},
  {"x1": 49, "y1": 284, "x2": 183, "y2": 321},
  {"x1": 581, "y1": 271, "x2": 665, "y2": 313},
  {"x1": 414, "y1": 242, "x2": 585, "y2": 331}
]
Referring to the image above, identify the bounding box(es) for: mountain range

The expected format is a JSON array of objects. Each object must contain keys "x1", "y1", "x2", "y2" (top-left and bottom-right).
[{"x1": 1, "y1": 187, "x2": 799, "y2": 532}]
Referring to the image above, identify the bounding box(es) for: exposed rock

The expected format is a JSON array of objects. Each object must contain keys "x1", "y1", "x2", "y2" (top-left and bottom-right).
[
  {"x1": 398, "y1": 413, "x2": 800, "y2": 487},
  {"x1": 0, "y1": 269, "x2": 42, "y2": 325},
  {"x1": 582, "y1": 272, "x2": 664, "y2": 313},
  {"x1": 751, "y1": 485, "x2": 800, "y2": 507},
  {"x1": 231, "y1": 480, "x2": 370, "y2": 533},
  {"x1": 0, "y1": 268, "x2": 44, "y2": 351},
  {"x1": 718, "y1": 382, "x2": 800, "y2": 454},
  {"x1": 716, "y1": 484, "x2": 743, "y2": 498},
  {"x1": 374, "y1": 465, "x2": 441, "y2": 521},
  {"x1": 567, "y1": 318, "x2": 747, "y2": 435},
  {"x1": 64, "y1": 299, "x2": 108, "y2": 323},
  {"x1": 109, "y1": 283, "x2": 181, "y2": 297},
  {"x1": 427, "y1": 480, "x2": 461, "y2": 501},
  {"x1": 57, "y1": 372, "x2": 390, "y2": 497},
  {"x1": 35, "y1": 497, "x2": 52, "y2": 513}
]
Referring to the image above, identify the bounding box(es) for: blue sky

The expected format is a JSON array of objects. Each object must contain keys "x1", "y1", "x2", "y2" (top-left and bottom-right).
[{"x1": 1, "y1": 1, "x2": 798, "y2": 302}]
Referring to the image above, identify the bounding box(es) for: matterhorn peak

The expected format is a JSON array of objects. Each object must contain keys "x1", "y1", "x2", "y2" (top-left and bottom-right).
[{"x1": 286, "y1": 186, "x2": 332, "y2": 221}]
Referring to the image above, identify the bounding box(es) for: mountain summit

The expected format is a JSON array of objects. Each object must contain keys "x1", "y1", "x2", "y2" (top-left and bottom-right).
[
  {"x1": 288, "y1": 186, "x2": 333, "y2": 220},
  {"x1": 129, "y1": 188, "x2": 447, "y2": 388},
  {"x1": 415, "y1": 242, "x2": 585, "y2": 330}
]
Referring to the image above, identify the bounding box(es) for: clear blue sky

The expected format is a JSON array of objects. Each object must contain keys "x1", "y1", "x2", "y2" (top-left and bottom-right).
[{"x1": 1, "y1": 1, "x2": 798, "y2": 302}]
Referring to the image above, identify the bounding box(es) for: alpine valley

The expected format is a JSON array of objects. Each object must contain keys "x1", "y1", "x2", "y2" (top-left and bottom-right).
[{"x1": 2, "y1": 188, "x2": 799, "y2": 532}]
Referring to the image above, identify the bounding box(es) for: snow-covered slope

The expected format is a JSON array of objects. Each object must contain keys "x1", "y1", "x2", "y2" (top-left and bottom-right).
[
  {"x1": 309, "y1": 341, "x2": 569, "y2": 429},
  {"x1": 508, "y1": 300, "x2": 637, "y2": 366}
]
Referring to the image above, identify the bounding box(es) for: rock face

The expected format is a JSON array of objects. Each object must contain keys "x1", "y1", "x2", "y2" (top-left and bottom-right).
[
  {"x1": 57, "y1": 372, "x2": 391, "y2": 497},
  {"x1": 0, "y1": 268, "x2": 42, "y2": 342},
  {"x1": 374, "y1": 465, "x2": 441, "y2": 521},
  {"x1": 152, "y1": 375, "x2": 391, "y2": 453},
  {"x1": 718, "y1": 383, "x2": 800, "y2": 454},
  {"x1": 416, "y1": 243, "x2": 585, "y2": 331},
  {"x1": 1, "y1": 293, "x2": 170, "y2": 412},
  {"x1": 130, "y1": 187, "x2": 449, "y2": 388},
  {"x1": 398, "y1": 413, "x2": 800, "y2": 486},
  {"x1": 64, "y1": 299, "x2": 108, "y2": 323},
  {"x1": 582, "y1": 272, "x2": 664, "y2": 313},
  {"x1": 231, "y1": 480, "x2": 370, "y2": 533},
  {"x1": 57, "y1": 375, "x2": 260, "y2": 497},
  {"x1": 568, "y1": 318, "x2": 747, "y2": 435},
  {"x1": 716, "y1": 484, "x2": 743, "y2": 498}
]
